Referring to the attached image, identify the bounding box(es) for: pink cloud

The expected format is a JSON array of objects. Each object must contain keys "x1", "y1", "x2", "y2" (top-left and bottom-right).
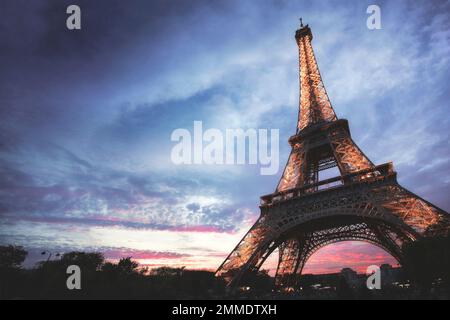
[
  {"x1": 102, "y1": 248, "x2": 190, "y2": 260},
  {"x1": 169, "y1": 225, "x2": 235, "y2": 234}
]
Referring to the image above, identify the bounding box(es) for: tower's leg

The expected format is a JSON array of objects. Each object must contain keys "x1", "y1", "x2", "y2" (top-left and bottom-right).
[
  {"x1": 328, "y1": 126, "x2": 374, "y2": 175},
  {"x1": 216, "y1": 217, "x2": 277, "y2": 288},
  {"x1": 371, "y1": 224, "x2": 405, "y2": 264},
  {"x1": 274, "y1": 239, "x2": 302, "y2": 288},
  {"x1": 277, "y1": 142, "x2": 306, "y2": 192},
  {"x1": 378, "y1": 184, "x2": 450, "y2": 236}
]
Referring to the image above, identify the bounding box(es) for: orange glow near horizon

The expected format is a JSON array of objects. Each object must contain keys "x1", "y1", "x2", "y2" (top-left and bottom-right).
[
  {"x1": 113, "y1": 240, "x2": 399, "y2": 276},
  {"x1": 303, "y1": 241, "x2": 399, "y2": 274}
]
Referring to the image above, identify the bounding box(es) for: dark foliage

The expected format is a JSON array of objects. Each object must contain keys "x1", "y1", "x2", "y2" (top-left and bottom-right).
[
  {"x1": 402, "y1": 235, "x2": 450, "y2": 291},
  {"x1": 0, "y1": 245, "x2": 28, "y2": 299},
  {"x1": 0, "y1": 247, "x2": 226, "y2": 299},
  {"x1": 1, "y1": 239, "x2": 449, "y2": 300},
  {"x1": 0, "y1": 245, "x2": 27, "y2": 269}
]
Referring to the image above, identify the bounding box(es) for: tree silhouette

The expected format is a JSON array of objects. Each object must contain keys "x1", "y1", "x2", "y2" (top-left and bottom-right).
[
  {"x1": 151, "y1": 266, "x2": 185, "y2": 277},
  {"x1": 403, "y1": 235, "x2": 450, "y2": 292},
  {"x1": 239, "y1": 269, "x2": 273, "y2": 295},
  {"x1": 0, "y1": 245, "x2": 27, "y2": 269},
  {"x1": 59, "y1": 251, "x2": 104, "y2": 271},
  {"x1": 1, "y1": 243, "x2": 449, "y2": 299},
  {"x1": 0, "y1": 245, "x2": 28, "y2": 299},
  {"x1": 117, "y1": 257, "x2": 139, "y2": 274}
]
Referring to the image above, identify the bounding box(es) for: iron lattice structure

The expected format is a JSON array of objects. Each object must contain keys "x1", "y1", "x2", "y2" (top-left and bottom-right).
[{"x1": 216, "y1": 23, "x2": 450, "y2": 290}]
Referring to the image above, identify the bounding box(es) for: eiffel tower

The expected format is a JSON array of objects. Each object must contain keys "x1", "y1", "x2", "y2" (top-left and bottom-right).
[{"x1": 216, "y1": 21, "x2": 450, "y2": 290}]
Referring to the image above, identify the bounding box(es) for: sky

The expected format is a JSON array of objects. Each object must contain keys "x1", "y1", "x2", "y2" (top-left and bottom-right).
[{"x1": 0, "y1": 0, "x2": 449, "y2": 274}]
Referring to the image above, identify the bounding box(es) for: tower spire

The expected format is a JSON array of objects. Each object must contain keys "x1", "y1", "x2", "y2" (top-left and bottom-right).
[{"x1": 295, "y1": 23, "x2": 337, "y2": 131}]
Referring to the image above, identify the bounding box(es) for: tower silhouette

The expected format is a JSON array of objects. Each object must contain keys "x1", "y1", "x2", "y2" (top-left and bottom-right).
[{"x1": 216, "y1": 22, "x2": 450, "y2": 290}]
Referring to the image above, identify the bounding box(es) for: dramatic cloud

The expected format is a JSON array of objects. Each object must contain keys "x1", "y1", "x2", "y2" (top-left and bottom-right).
[{"x1": 1, "y1": 0, "x2": 449, "y2": 272}]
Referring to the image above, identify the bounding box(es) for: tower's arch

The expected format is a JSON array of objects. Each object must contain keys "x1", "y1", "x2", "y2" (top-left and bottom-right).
[{"x1": 273, "y1": 215, "x2": 408, "y2": 288}]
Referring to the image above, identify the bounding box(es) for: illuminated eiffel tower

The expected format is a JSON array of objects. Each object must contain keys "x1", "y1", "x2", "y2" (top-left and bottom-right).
[{"x1": 216, "y1": 21, "x2": 450, "y2": 290}]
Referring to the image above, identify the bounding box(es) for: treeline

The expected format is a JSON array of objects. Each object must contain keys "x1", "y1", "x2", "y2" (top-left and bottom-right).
[
  {"x1": 0, "y1": 248, "x2": 230, "y2": 299},
  {"x1": 1, "y1": 234, "x2": 449, "y2": 299}
]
